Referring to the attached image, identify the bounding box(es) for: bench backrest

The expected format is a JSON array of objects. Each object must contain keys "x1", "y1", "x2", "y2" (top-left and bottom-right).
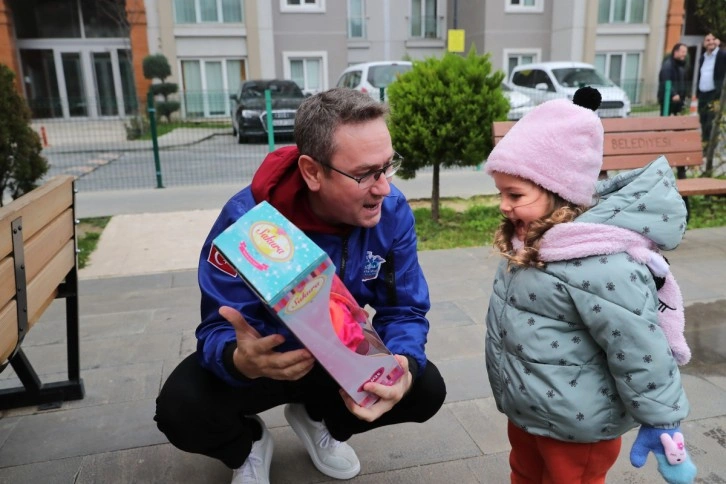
[
  {"x1": 492, "y1": 115, "x2": 702, "y2": 172},
  {"x1": 0, "y1": 176, "x2": 76, "y2": 363}
]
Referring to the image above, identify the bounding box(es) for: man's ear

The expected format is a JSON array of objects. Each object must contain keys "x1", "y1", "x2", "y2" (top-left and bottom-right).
[{"x1": 299, "y1": 155, "x2": 323, "y2": 192}]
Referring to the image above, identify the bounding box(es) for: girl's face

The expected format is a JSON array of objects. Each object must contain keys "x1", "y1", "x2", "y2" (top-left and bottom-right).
[{"x1": 492, "y1": 171, "x2": 551, "y2": 241}]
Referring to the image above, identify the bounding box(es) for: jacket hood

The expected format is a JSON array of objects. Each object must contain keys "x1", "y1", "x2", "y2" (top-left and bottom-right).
[
  {"x1": 251, "y1": 145, "x2": 347, "y2": 235},
  {"x1": 576, "y1": 156, "x2": 687, "y2": 251}
]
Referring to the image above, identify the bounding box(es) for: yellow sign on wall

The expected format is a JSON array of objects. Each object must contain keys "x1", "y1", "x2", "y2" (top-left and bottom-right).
[{"x1": 448, "y1": 29, "x2": 465, "y2": 53}]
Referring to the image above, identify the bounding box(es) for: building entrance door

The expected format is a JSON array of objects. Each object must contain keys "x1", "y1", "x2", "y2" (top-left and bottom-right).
[{"x1": 18, "y1": 41, "x2": 137, "y2": 119}]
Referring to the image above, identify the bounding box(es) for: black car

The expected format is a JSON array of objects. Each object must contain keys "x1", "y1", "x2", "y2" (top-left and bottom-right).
[{"x1": 230, "y1": 80, "x2": 306, "y2": 143}]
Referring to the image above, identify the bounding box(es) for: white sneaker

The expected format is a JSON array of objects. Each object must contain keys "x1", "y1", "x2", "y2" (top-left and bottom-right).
[
  {"x1": 231, "y1": 415, "x2": 273, "y2": 484},
  {"x1": 284, "y1": 403, "x2": 361, "y2": 480}
]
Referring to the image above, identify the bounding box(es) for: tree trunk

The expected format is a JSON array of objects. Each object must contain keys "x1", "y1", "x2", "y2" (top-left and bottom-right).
[
  {"x1": 704, "y1": 76, "x2": 726, "y2": 177},
  {"x1": 431, "y1": 163, "x2": 440, "y2": 223}
]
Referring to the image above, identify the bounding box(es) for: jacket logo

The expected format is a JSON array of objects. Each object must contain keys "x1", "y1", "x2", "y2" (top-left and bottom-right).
[{"x1": 362, "y1": 251, "x2": 385, "y2": 281}]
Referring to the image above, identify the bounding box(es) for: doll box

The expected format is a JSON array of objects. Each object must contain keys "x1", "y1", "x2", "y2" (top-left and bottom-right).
[{"x1": 212, "y1": 201, "x2": 404, "y2": 407}]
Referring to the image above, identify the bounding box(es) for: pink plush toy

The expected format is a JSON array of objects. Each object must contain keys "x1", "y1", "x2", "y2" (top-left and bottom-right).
[
  {"x1": 661, "y1": 432, "x2": 687, "y2": 465},
  {"x1": 328, "y1": 275, "x2": 367, "y2": 353}
]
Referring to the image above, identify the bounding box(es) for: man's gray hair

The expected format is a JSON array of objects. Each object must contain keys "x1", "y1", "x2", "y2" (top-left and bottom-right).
[{"x1": 294, "y1": 88, "x2": 389, "y2": 166}]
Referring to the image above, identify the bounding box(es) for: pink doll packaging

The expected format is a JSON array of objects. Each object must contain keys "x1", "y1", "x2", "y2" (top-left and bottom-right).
[{"x1": 212, "y1": 201, "x2": 405, "y2": 408}]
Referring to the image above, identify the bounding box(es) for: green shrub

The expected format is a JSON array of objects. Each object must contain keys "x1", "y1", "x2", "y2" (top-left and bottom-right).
[{"x1": 0, "y1": 64, "x2": 49, "y2": 205}]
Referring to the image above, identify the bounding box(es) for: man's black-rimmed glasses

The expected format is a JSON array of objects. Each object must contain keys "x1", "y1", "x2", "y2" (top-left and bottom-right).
[{"x1": 320, "y1": 151, "x2": 403, "y2": 189}]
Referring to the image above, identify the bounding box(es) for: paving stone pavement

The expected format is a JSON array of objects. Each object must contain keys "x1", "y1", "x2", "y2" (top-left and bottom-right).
[{"x1": 1, "y1": 218, "x2": 725, "y2": 482}]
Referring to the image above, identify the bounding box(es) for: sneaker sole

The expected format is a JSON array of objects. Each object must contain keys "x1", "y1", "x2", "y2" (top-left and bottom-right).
[
  {"x1": 252, "y1": 415, "x2": 274, "y2": 484},
  {"x1": 284, "y1": 405, "x2": 361, "y2": 480}
]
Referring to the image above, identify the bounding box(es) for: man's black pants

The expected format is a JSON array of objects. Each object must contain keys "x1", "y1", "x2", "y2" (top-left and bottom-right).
[{"x1": 154, "y1": 352, "x2": 446, "y2": 468}]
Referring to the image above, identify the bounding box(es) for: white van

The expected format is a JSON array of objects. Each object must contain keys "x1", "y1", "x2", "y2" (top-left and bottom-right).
[
  {"x1": 336, "y1": 61, "x2": 413, "y2": 101},
  {"x1": 509, "y1": 61, "x2": 631, "y2": 118}
]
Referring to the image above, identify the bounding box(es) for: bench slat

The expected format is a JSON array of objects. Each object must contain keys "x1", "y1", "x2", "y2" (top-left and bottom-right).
[
  {"x1": 676, "y1": 178, "x2": 726, "y2": 196},
  {"x1": 27, "y1": 240, "x2": 75, "y2": 328},
  {"x1": 493, "y1": 116, "x2": 701, "y2": 139},
  {"x1": 602, "y1": 152, "x2": 703, "y2": 171},
  {"x1": 0, "y1": 301, "x2": 18, "y2": 362},
  {"x1": 0, "y1": 240, "x2": 74, "y2": 363},
  {"x1": 604, "y1": 131, "x2": 701, "y2": 157},
  {"x1": 600, "y1": 116, "x2": 700, "y2": 133},
  {"x1": 0, "y1": 209, "x2": 74, "y2": 310},
  {"x1": 0, "y1": 176, "x2": 74, "y2": 259}
]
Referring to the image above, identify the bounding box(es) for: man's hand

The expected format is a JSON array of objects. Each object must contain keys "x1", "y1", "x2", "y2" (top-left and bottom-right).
[
  {"x1": 339, "y1": 354, "x2": 413, "y2": 422},
  {"x1": 219, "y1": 306, "x2": 315, "y2": 380},
  {"x1": 672, "y1": 94, "x2": 681, "y2": 102}
]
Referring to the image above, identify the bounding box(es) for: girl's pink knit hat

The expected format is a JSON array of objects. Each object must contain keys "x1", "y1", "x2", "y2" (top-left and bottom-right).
[{"x1": 485, "y1": 87, "x2": 604, "y2": 206}]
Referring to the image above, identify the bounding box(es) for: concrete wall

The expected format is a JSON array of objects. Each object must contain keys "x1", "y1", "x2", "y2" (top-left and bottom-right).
[
  {"x1": 484, "y1": 0, "x2": 552, "y2": 72},
  {"x1": 448, "y1": 0, "x2": 485, "y2": 55},
  {"x1": 272, "y1": 1, "x2": 348, "y2": 90}
]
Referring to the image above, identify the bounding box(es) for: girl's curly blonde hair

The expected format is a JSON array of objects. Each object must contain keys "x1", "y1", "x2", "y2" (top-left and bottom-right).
[{"x1": 493, "y1": 192, "x2": 589, "y2": 269}]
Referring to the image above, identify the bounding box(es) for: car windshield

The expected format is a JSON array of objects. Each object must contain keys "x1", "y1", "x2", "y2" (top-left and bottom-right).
[
  {"x1": 552, "y1": 68, "x2": 614, "y2": 88},
  {"x1": 241, "y1": 82, "x2": 304, "y2": 99},
  {"x1": 367, "y1": 64, "x2": 412, "y2": 88}
]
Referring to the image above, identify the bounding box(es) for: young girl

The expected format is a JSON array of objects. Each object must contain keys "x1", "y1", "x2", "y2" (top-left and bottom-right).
[{"x1": 484, "y1": 88, "x2": 697, "y2": 484}]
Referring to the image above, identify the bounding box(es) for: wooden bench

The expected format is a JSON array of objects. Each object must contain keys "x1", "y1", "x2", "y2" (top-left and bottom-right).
[
  {"x1": 493, "y1": 116, "x2": 726, "y2": 214},
  {"x1": 0, "y1": 175, "x2": 84, "y2": 409}
]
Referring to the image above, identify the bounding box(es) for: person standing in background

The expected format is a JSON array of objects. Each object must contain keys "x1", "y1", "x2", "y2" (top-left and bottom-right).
[
  {"x1": 697, "y1": 33, "x2": 726, "y2": 149},
  {"x1": 658, "y1": 43, "x2": 688, "y2": 116}
]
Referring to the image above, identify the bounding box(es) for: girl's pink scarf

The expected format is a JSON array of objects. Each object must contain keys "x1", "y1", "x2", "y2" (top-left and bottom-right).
[{"x1": 512, "y1": 223, "x2": 691, "y2": 365}]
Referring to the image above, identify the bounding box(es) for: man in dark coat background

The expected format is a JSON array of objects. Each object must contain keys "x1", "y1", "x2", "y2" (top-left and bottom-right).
[{"x1": 658, "y1": 43, "x2": 688, "y2": 116}]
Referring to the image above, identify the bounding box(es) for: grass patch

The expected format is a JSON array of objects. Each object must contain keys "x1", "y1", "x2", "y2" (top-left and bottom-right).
[
  {"x1": 631, "y1": 103, "x2": 659, "y2": 114},
  {"x1": 685, "y1": 195, "x2": 726, "y2": 228},
  {"x1": 77, "y1": 216, "x2": 111, "y2": 269},
  {"x1": 411, "y1": 196, "x2": 502, "y2": 251}
]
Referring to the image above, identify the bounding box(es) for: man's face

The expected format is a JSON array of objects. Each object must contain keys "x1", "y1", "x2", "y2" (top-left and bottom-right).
[
  {"x1": 314, "y1": 118, "x2": 393, "y2": 228},
  {"x1": 674, "y1": 45, "x2": 688, "y2": 61},
  {"x1": 704, "y1": 34, "x2": 717, "y2": 53}
]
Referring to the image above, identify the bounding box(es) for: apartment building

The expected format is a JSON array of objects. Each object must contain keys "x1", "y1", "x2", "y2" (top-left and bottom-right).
[
  {"x1": 453, "y1": 0, "x2": 679, "y2": 104},
  {"x1": 1, "y1": 0, "x2": 697, "y2": 119}
]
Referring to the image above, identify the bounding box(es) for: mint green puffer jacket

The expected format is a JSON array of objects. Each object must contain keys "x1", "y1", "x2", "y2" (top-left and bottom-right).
[{"x1": 485, "y1": 156, "x2": 690, "y2": 442}]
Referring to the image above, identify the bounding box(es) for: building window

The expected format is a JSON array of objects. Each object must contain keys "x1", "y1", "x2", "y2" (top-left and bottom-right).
[
  {"x1": 283, "y1": 52, "x2": 328, "y2": 94},
  {"x1": 180, "y1": 58, "x2": 246, "y2": 117},
  {"x1": 597, "y1": 0, "x2": 646, "y2": 24},
  {"x1": 173, "y1": 0, "x2": 243, "y2": 24},
  {"x1": 348, "y1": 0, "x2": 365, "y2": 39},
  {"x1": 594, "y1": 52, "x2": 641, "y2": 102},
  {"x1": 411, "y1": 0, "x2": 438, "y2": 38},
  {"x1": 12, "y1": 0, "x2": 128, "y2": 39},
  {"x1": 504, "y1": 49, "x2": 540, "y2": 78},
  {"x1": 505, "y1": 0, "x2": 544, "y2": 13},
  {"x1": 280, "y1": 0, "x2": 326, "y2": 13}
]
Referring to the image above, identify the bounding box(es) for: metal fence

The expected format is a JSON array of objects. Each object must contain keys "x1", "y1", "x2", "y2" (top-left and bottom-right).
[{"x1": 29, "y1": 84, "x2": 725, "y2": 192}]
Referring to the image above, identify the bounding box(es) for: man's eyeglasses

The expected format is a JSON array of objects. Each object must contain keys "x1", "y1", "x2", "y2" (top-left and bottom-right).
[{"x1": 321, "y1": 152, "x2": 403, "y2": 189}]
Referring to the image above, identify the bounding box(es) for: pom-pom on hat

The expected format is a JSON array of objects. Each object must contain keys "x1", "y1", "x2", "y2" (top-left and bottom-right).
[{"x1": 485, "y1": 86, "x2": 604, "y2": 206}]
